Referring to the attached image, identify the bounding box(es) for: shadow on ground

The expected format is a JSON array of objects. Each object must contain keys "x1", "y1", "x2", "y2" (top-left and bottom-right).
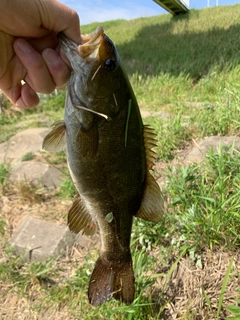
[{"x1": 116, "y1": 10, "x2": 240, "y2": 82}]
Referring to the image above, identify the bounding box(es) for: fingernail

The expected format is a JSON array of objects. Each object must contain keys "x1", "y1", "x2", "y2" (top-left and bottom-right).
[{"x1": 16, "y1": 39, "x2": 32, "y2": 54}]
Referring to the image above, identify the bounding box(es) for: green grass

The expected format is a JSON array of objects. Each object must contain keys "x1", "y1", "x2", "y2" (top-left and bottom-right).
[
  {"x1": 0, "y1": 245, "x2": 166, "y2": 319},
  {"x1": 145, "y1": 112, "x2": 191, "y2": 160},
  {"x1": 165, "y1": 144, "x2": 240, "y2": 250},
  {"x1": 21, "y1": 152, "x2": 35, "y2": 161},
  {"x1": 0, "y1": 163, "x2": 9, "y2": 185},
  {"x1": 57, "y1": 176, "x2": 77, "y2": 199},
  {"x1": 1, "y1": 4, "x2": 240, "y2": 319},
  {"x1": 227, "y1": 287, "x2": 240, "y2": 319},
  {"x1": 85, "y1": 6, "x2": 240, "y2": 108}
]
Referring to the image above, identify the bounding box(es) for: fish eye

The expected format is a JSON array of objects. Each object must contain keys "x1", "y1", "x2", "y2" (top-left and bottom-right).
[{"x1": 104, "y1": 59, "x2": 117, "y2": 72}]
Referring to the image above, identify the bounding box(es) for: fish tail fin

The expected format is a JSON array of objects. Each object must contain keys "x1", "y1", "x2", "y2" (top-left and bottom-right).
[{"x1": 88, "y1": 253, "x2": 135, "y2": 306}]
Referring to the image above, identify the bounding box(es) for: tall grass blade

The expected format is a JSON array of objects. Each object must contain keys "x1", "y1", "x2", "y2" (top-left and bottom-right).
[{"x1": 217, "y1": 257, "x2": 234, "y2": 318}]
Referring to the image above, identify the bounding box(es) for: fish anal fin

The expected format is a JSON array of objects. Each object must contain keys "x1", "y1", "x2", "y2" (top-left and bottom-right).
[
  {"x1": 78, "y1": 120, "x2": 98, "y2": 159},
  {"x1": 135, "y1": 171, "x2": 164, "y2": 223},
  {"x1": 42, "y1": 120, "x2": 66, "y2": 152},
  {"x1": 68, "y1": 197, "x2": 97, "y2": 236},
  {"x1": 88, "y1": 254, "x2": 135, "y2": 306}
]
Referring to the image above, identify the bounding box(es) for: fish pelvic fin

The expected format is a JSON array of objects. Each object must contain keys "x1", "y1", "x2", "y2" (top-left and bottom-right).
[
  {"x1": 134, "y1": 125, "x2": 164, "y2": 223},
  {"x1": 88, "y1": 253, "x2": 135, "y2": 306},
  {"x1": 42, "y1": 120, "x2": 66, "y2": 152},
  {"x1": 68, "y1": 197, "x2": 97, "y2": 236}
]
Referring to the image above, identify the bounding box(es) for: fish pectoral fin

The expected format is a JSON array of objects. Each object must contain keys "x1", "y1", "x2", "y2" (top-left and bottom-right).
[
  {"x1": 135, "y1": 170, "x2": 164, "y2": 223},
  {"x1": 68, "y1": 197, "x2": 97, "y2": 235},
  {"x1": 88, "y1": 253, "x2": 134, "y2": 306},
  {"x1": 78, "y1": 120, "x2": 98, "y2": 159},
  {"x1": 42, "y1": 120, "x2": 66, "y2": 152}
]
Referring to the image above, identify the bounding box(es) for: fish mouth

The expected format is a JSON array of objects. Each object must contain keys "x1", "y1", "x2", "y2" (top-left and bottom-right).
[{"x1": 58, "y1": 26, "x2": 104, "y2": 60}]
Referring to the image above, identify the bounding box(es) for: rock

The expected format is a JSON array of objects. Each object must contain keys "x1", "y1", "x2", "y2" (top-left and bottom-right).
[
  {"x1": 9, "y1": 161, "x2": 62, "y2": 190},
  {"x1": 0, "y1": 127, "x2": 63, "y2": 189},
  {"x1": 0, "y1": 128, "x2": 50, "y2": 164},
  {"x1": 141, "y1": 110, "x2": 170, "y2": 121},
  {"x1": 75, "y1": 233, "x2": 100, "y2": 250},
  {"x1": 11, "y1": 216, "x2": 75, "y2": 262},
  {"x1": 185, "y1": 136, "x2": 240, "y2": 163}
]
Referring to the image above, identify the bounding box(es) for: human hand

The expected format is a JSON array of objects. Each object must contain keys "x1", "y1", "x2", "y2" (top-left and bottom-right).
[{"x1": 0, "y1": 0, "x2": 81, "y2": 108}]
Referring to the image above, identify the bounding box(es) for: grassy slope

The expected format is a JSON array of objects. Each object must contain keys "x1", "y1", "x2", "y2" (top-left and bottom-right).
[
  {"x1": 1, "y1": 4, "x2": 240, "y2": 319},
  {"x1": 85, "y1": 6, "x2": 240, "y2": 107}
]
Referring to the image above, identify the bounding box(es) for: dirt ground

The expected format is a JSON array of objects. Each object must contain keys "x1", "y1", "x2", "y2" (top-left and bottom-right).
[{"x1": 152, "y1": 249, "x2": 240, "y2": 319}]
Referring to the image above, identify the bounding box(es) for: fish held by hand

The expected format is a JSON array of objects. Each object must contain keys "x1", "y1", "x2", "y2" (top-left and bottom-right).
[{"x1": 42, "y1": 26, "x2": 164, "y2": 306}]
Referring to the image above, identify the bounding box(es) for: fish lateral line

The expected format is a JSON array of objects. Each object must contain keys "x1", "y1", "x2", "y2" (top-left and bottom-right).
[{"x1": 124, "y1": 99, "x2": 132, "y2": 147}]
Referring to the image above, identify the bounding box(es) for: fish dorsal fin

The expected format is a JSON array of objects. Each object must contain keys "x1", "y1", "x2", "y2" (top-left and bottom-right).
[
  {"x1": 135, "y1": 125, "x2": 164, "y2": 223},
  {"x1": 68, "y1": 197, "x2": 97, "y2": 235},
  {"x1": 78, "y1": 120, "x2": 98, "y2": 159},
  {"x1": 143, "y1": 125, "x2": 158, "y2": 170},
  {"x1": 42, "y1": 120, "x2": 66, "y2": 152}
]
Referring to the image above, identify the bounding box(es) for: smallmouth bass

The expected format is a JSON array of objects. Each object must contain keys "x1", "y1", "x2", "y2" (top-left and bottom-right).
[{"x1": 42, "y1": 26, "x2": 164, "y2": 306}]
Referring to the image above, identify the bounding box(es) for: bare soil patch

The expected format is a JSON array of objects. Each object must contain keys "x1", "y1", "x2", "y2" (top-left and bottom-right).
[{"x1": 152, "y1": 249, "x2": 239, "y2": 319}]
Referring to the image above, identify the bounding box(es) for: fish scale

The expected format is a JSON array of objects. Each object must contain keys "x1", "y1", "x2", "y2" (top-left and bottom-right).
[{"x1": 42, "y1": 26, "x2": 164, "y2": 306}]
